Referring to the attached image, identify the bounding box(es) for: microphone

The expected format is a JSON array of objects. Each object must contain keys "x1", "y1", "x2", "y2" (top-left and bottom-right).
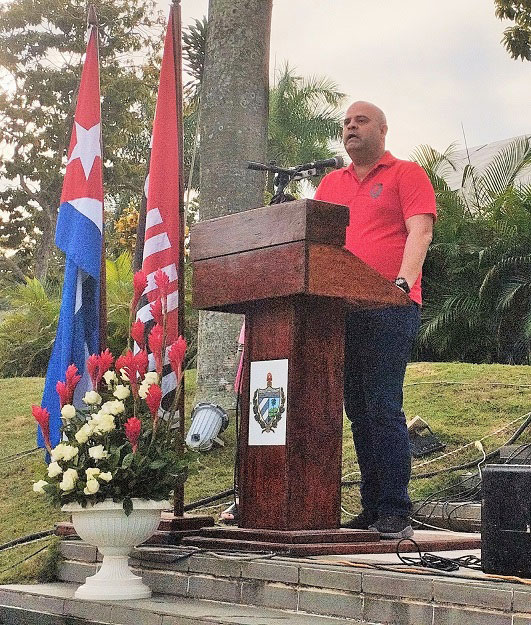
[{"x1": 297, "y1": 156, "x2": 344, "y2": 171}]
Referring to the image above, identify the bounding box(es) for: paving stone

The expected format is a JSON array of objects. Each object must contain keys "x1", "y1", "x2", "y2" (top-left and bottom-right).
[
  {"x1": 299, "y1": 565, "x2": 362, "y2": 592},
  {"x1": 240, "y1": 560, "x2": 298, "y2": 584},
  {"x1": 513, "y1": 614, "x2": 531, "y2": 625},
  {"x1": 109, "y1": 604, "x2": 162, "y2": 625},
  {"x1": 0, "y1": 588, "x2": 65, "y2": 614},
  {"x1": 433, "y1": 605, "x2": 512, "y2": 625},
  {"x1": 298, "y1": 586, "x2": 362, "y2": 620},
  {"x1": 0, "y1": 606, "x2": 85, "y2": 625},
  {"x1": 141, "y1": 570, "x2": 189, "y2": 596},
  {"x1": 514, "y1": 589, "x2": 531, "y2": 613},
  {"x1": 433, "y1": 579, "x2": 512, "y2": 611},
  {"x1": 363, "y1": 597, "x2": 433, "y2": 625},
  {"x1": 187, "y1": 574, "x2": 240, "y2": 603},
  {"x1": 362, "y1": 571, "x2": 433, "y2": 601},
  {"x1": 240, "y1": 579, "x2": 297, "y2": 611},
  {"x1": 133, "y1": 549, "x2": 191, "y2": 573},
  {"x1": 187, "y1": 555, "x2": 241, "y2": 579},
  {"x1": 57, "y1": 560, "x2": 97, "y2": 584},
  {"x1": 64, "y1": 597, "x2": 113, "y2": 622},
  {"x1": 60, "y1": 540, "x2": 98, "y2": 563}
]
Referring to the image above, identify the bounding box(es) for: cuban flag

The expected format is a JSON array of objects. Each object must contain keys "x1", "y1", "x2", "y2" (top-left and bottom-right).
[
  {"x1": 39, "y1": 26, "x2": 103, "y2": 448},
  {"x1": 136, "y1": 9, "x2": 182, "y2": 408}
]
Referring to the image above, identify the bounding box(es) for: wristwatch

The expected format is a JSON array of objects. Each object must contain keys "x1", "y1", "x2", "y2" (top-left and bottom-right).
[{"x1": 394, "y1": 277, "x2": 410, "y2": 294}]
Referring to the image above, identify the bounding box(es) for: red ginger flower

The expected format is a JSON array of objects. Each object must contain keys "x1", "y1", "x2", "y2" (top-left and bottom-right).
[
  {"x1": 116, "y1": 350, "x2": 149, "y2": 398},
  {"x1": 32, "y1": 405, "x2": 51, "y2": 452},
  {"x1": 169, "y1": 336, "x2": 186, "y2": 378},
  {"x1": 132, "y1": 270, "x2": 147, "y2": 312},
  {"x1": 148, "y1": 324, "x2": 164, "y2": 375},
  {"x1": 87, "y1": 350, "x2": 114, "y2": 389},
  {"x1": 150, "y1": 297, "x2": 163, "y2": 325},
  {"x1": 56, "y1": 364, "x2": 82, "y2": 407},
  {"x1": 134, "y1": 349, "x2": 149, "y2": 379},
  {"x1": 130, "y1": 320, "x2": 146, "y2": 349},
  {"x1": 56, "y1": 380, "x2": 70, "y2": 409},
  {"x1": 65, "y1": 364, "x2": 81, "y2": 393},
  {"x1": 124, "y1": 417, "x2": 142, "y2": 453},
  {"x1": 145, "y1": 384, "x2": 162, "y2": 426},
  {"x1": 154, "y1": 268, "x2": 170, "y2": 296}
]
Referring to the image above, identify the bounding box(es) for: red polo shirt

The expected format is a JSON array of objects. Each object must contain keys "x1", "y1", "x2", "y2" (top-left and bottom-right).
[{"x1": 314, "y1": 151, "x2": 436, "y2": 305}]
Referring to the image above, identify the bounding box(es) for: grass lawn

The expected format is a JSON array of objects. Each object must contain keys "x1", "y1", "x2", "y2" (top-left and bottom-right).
[{"x1": 0, "y1": 362, "x2": 529, "y2": 583}]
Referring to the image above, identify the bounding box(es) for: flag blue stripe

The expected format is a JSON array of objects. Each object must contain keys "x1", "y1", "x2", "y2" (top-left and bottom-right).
[
  {"x1": 39, "y1": 254, "x2": 100, "y2": 448},
  {"x1": 55, "y1": 201, "x2": 102, "y2": 279}
]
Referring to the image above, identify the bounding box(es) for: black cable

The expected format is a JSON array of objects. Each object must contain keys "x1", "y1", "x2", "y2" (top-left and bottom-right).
[
  {"x1": 183, "y1": 489, "x2": 234, "y2": 512},
  {"x1": 0, "y1": 530, "x2": 54, "y2": 552},
  {"x1": 0, "y1": 542, "x2": 52, "y2": 574},
  {"x1": 0, "y1": 447, "x2": 39, "y2": 464}
]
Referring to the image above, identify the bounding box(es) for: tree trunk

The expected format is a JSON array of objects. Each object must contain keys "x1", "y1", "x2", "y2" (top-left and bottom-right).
[
  {"x1": 195, "y1": 0, "x2": 272, "y2": 410},
  {"x1": 33, "y1": 206, "x2": 57, "y2": 282}
]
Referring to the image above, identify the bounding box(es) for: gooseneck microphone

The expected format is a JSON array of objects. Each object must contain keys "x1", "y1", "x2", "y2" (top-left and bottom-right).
[{"x1": 296, "y1": 156, "x2": 344, "y2": 171}]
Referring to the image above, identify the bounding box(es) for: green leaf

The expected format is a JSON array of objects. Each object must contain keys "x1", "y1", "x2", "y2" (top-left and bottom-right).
[
  {"x1": 121, "y1": 453, "x2": 134, "y2": 469},
  {"x1": 149, "y1": 459, "x2": 167, "y2": 470},
  {"x1": 123, "y1": 497, "x2": 133, "y2": 516}
]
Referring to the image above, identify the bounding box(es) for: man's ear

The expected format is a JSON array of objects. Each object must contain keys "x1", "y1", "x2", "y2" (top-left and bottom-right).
[{"x1": 381, "y1": 124, "x2": 388, "y2": 138}]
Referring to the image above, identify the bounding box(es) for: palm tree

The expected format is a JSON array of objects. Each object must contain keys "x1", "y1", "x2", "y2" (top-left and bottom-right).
[
  {"x1": 267, "y1": 64, "x2": 345, "y2": 191},
  {"x1": 413, "y1": 137, "x2": 531, "y2": 363},
  {"x1": 195, "y1": 0, "x2": 273, "y2": 411}
]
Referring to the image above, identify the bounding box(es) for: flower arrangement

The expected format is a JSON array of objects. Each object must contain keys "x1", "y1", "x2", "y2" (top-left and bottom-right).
[{"x1": 32, "y1": 268, "x2": 195, "y2": 515}]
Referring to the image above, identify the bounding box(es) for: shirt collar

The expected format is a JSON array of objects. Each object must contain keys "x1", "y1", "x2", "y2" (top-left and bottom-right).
[{"x1": 347, "y1": 150, "x2": 396, "y2": 176}]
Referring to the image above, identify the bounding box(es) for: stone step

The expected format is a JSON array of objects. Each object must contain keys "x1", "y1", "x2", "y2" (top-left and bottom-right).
[
  {"x1": 0, "y1": 583, "x2": 356, "y2": 625},
  {"x1": 54, "y1": 539, "x2": 531, "y2": 624}
]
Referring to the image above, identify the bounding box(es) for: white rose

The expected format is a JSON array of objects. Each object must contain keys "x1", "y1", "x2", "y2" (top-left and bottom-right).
[
  {"x1": 50, "y1": 443, "x2": 67, "y2": 462},
  {"x1": 33, "y1": 480, "x2": 48, "y2": 494},
  {"x1": 138, "y1": 382, "x2": 150, "y2": 399},
  {"x1": 61, "y1": 404, "x2": 76, "y2": 419},
  {"x1": 113, "y1": 384, "x2": 130, "y2": 400},
  {"x1": 88, "y1": 445, "x2": 108, "y2": 460},
  {"x1": 144, "y1": 372, "x2": 159, "y2": 385},
  {"x1": 91, "y1": 412, "x2": 115, "y2": 434},
  {"x1": 84, "y1": 479, "x2": 100, "y2": 495},
  {"x1": 75, "y1": 423, "x2": 93, "y2": 444},
  {"x1": 101, "y1": 400, "x2": 124, "y2": 415},
  {"x1": 99, "y1": 472, "x2": 113, "y2": 482},
  {"x1": 86, "y1": 467, "x2": 101, "y2": 478},
  {"x1": 83, "y1": 391, "x2": 102, "y2": 405},
  {"x1": 47, "y1": 461, "x2": 63, "y2": 478},
  {"x1": 103, "y1": 370, "x2": 117, "y2": 386},
  {"x1": 59, "y1": 468, "x2": 78, "y2": 491},
  {"x1": 63, "y1": 445, "x2": 79, "y2": 462}
]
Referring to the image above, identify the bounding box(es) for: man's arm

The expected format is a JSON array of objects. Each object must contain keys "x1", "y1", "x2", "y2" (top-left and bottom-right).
[{"x1": 397, "y1": 214, "x2": 434, "y2": 289}]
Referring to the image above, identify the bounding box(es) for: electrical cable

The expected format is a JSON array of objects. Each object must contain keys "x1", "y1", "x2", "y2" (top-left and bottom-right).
[
  {"x1": 404, "y1": 381, "x2": 531, "y2": 388},
  {"x1": 0, "y1": 530, "x2": 54, "y2": 553},
  {"x1": 0, "y1": 542, "x2": 52, "y2": 574},
  {"x1": 395, "y1": 538, "x2": 483, "y2": 573},
  {"x1": 183, "y1": 489, "x2": 234, "y2": 512},
  {"x1": 0, "y1": 447, "x2": 39, "y2": 464}
]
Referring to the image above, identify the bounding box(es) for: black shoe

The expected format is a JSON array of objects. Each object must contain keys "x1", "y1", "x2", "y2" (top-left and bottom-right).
[
  {"x1": 370, "y1": 515, "x2": 414, "y2": 539},
  {"x1": 341, "y1": 509, "x2": 378, "y2": 530}
]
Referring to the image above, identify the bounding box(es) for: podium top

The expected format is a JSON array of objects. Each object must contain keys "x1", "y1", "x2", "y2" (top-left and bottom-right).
[{"x1": 190, "y1": 199, "x2": 349, "y2": 262}]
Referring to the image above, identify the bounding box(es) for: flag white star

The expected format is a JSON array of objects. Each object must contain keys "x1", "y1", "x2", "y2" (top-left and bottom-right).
[{"x1": 67, "y1": 122, "x2": 101, "y2": 180}]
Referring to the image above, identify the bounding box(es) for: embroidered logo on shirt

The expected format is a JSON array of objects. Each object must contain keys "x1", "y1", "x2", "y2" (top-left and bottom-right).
[{"x1": 370, "y1": 183, "x2": 383, "y2": 198}]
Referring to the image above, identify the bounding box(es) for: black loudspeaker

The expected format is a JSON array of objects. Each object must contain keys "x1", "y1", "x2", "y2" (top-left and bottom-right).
[{"x1": 482, "y1": 464, "x2": 531, "y2": 577}]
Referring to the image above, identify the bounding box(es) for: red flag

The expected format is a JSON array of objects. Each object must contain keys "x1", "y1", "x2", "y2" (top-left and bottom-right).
[{"x1": 137, "y1": 10, "x2": 182, "y2": 401}]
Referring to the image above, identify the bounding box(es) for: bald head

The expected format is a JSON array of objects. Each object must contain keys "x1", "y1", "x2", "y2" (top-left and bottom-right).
[{"x1": 343, "y1": 101, "x2": 388, "y2": 165}]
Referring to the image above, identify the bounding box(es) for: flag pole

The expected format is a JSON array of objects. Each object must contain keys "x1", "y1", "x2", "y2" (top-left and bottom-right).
[
  {"x1": 171, "y1": 0, "x2": 186, "y2": 517},
  {"x1": 87, "y1": 4, "x2": 107, "y2": 351}
]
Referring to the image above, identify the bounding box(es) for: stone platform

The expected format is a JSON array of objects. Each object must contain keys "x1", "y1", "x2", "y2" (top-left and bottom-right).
[{"x1": 2, "y1": 532, "x2": 530, "y2": 625}]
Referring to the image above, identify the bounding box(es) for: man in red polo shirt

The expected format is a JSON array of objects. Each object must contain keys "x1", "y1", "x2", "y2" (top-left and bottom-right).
[{"x1": 315, "y1": 101, "x2": 436, "y2": 539}]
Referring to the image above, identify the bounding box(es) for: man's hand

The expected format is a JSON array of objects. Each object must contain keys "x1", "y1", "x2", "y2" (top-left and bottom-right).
[{"x1": 396, "y1": 213, "x2": 434, "y2": 288}]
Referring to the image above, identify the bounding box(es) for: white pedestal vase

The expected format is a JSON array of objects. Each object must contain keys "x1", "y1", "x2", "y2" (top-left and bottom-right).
[{"x1": 62, "y1": 498, "x2": 166, "y2": 601}]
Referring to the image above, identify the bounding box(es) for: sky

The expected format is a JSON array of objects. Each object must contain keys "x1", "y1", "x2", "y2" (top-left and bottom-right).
[{"x1": 159, "y1": 0, "x2": 530, "y2": 161}]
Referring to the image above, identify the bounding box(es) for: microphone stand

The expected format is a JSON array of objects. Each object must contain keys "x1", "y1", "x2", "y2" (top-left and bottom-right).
[{"x1": 246, "y1": 161, "x2": 325, "y2": 205}]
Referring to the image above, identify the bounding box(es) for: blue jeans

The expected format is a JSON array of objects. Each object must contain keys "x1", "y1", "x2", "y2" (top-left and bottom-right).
[{"x1": 344, "y1": 304, "x2": 420, "y2": 517}]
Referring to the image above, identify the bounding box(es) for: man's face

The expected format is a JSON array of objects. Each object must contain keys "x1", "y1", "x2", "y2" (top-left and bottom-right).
[{"x1": 342, "y1": 102, "x2": 387, "y2": 160}]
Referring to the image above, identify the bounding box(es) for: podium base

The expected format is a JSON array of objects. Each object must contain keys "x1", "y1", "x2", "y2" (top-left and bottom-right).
[{"x1": 182, "y1": 526, "x2": 481, "y2": 556}]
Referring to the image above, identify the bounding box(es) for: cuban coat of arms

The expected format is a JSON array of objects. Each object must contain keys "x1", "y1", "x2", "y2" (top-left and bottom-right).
[{"x1": 252, "y1": 372, "x2": 286, "y2": 433}]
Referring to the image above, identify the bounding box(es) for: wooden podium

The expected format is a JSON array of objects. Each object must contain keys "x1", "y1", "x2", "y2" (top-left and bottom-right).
[{"x1": 186, "y1": 199, "x2": 409, "y2": 553}]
